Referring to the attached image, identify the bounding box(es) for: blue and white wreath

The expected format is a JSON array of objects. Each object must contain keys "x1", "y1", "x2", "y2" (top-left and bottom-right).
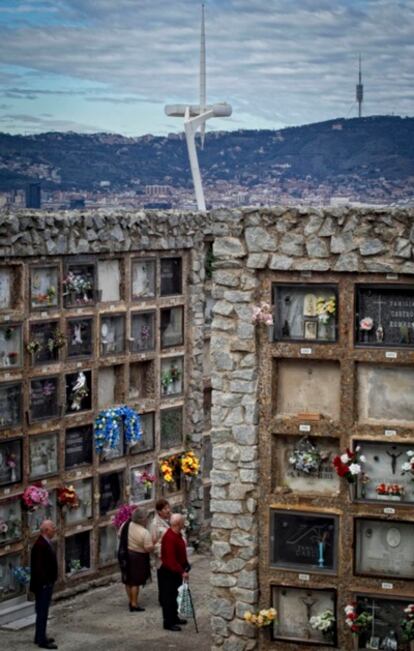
[{"x1": 94, "y1": 405, "x2": 142, "y2": 453}]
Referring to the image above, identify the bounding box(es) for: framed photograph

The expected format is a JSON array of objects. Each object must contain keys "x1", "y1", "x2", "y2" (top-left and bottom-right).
[
  {"x1": 367, "y1": 638, "x2": 380, "y2": 650},
  {"x1": 29, "y1": 433, "x2": 59, "y2": 478},
  {"x1": 304, "y1": 320, "x2": 317, "y2": 340}
]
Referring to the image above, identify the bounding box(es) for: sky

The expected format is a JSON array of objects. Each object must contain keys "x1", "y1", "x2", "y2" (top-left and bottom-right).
[{"x1": 0, "y1": 0, "x2": 413, "y2": 136}]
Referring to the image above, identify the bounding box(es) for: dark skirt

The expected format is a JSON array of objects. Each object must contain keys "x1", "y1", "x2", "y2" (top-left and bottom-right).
[{"x1": 123, "y1": 550, "x2": 151, "y2": 587}]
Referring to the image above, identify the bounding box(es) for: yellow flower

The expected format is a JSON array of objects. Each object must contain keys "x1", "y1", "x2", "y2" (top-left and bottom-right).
[{"x1": 243, "y1": 612, "x2": 252, "y2": 622}]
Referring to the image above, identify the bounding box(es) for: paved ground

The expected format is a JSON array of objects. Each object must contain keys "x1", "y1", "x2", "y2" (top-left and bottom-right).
[{"x1": 1, "y1": 555, "x2": 211, "y2": 651}]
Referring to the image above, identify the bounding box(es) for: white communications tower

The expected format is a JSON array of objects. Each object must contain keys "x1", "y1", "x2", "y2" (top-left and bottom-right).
[{"x1": 164, "y1": 4, "x2": 232, "y2": 210}]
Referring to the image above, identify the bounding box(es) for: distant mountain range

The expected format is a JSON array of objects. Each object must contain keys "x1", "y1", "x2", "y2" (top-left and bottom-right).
[{"x1": 0, "y1": 115, "x2": 413, "y2": 195}]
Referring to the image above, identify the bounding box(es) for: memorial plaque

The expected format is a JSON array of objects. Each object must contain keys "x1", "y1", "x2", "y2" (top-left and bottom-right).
[
  {"x1": 29, "y1": 321, "x2": 61, "y2": 365},
  {"x1": 272, "y1": 586, "x2": 336, "y2": 645},
  {"x1": 161, "y1": 356, "x2": 184, "y2": 397},
  {"x1": 0, "y1": 382, "x2": 22, "y2": 429},
  {"x1": 160, "y1": 257, "x2": 182, "y2": 296},
  {"x1": 65, "y1": 478, "x2": 93, "y2": 525},
  {"x1": 355, "y1": 518, "x2": 414, "y2": 579},
  {"x1": 273, "y1": 284, "x2": 338, "y2": 343},
  {"x1": 0, "y1": 438, "x2": 22, "y2": 487},
  {"x1": 0, "y1": 324, "x2": 22, "y2": 369},
  {"x1": 30, "y1": 265, "x2": 59, "y2": 310},
  {"x1": 98, "y1": 365, "x2": 123, "y2": 408},
  {"x1": 270, "y1": 510, "x2": 338, "y2": 572},
  {"x1": 65, "y1": 370, "x2": 91, "y2": 414},
  {"x1": 67, "y1": 318, "x2": 93, "y2": 358},
  {"x1": 28, "y1": 490, "x2": 57, "y2": 533},
  {"x1": 99, "y1": 471, "x2": 123, "y2": 515},
  {"x1": 0, "y1": 552, "x2": 24, "y2": 601},
  {"x1": 65, "y1": 530, "x2": 91, "y2": 575},
  {"x1": 63, "y1": 262, "x2": 96, "y2": 306},
  {"x1": 65, "y1": 424, "x2": 93, "y2": 469},
  {"x1": 276, "y1": 359, "x2": 341, "y2": 420},
  {"x1": 98, "y1": 259, "x2": 121, "y2": 302},
  {"x1": 160, "y1": 407, "x2": 183, "y2": 450},
  {"x1": 130, "y1": 412, "x2": 155, "y2": 454},
  {"x1": 130, "y1": 463, "x2": 155, "y2": 503},
  {"x1": 29, "y1": 433, "x2": 58, "y2": 478},
  {"x1": 355, "y1": 440, "x2": 414, "y2": 503},
  {"x1": 357, "y1": 364, "x2": 414, "y2": 425},
  {"x1": 0, "y1": 499, "x2": 22, "y2": 545},
  {"x1": 130, "y1": 311, "x2": 155, "y2": 352},
  {"x1": 98, "y1": 525, "x2": 118, "y2": 565},
  {"x1": 29, "y1": 377, "x2": 59, "y2": 422},
  {"x1": 160, "y1": 306, "x2": 184, "y2": 348},
  {"x1": 356, "y1": 285, "x2": 414, "y2": 346},
  {"x1": 100, "y1": 315, "x2": 125, "y2": 355},
  {"x1": 131, "y1": 258, "x2": 156, "y2": 300},
  {"x1": 129, "y1": 361, "x2": 155, "y2": 400},
  {"x1": 275, "y1": 436, "x2": 339, "y2": 494},
  {"x1": 355, "y1": 595, "x2": 412, "y2": 650},
  {"x1": 0, "y1": 268, "x2": 12, "y2": 310}
]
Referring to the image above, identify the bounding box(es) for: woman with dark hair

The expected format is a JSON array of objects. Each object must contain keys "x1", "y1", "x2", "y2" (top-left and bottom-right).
[{"x1": 118, "y1": 507, "x2": 154, "y2": 612}]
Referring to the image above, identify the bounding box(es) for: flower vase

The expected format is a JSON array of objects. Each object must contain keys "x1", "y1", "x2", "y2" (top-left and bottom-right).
[
  {"x1": 348, "y1": 482, "x2": 354, "y2": 501},
  {"x1": 10, "y1": 467, "x2": 16, "y2": 482},
  {"x1": 353, "y1": 636, "x2": 359, "y2": 651}
]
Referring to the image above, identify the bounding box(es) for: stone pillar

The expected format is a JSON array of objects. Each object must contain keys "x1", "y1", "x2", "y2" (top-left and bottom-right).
[{"x1": 210, "y1": 235, "x2": 260, "y2": 651}]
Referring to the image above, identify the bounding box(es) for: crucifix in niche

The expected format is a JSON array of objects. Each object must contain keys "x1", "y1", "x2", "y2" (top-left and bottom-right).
[
  {"x1": 386, "y1": 447, "x2": 403, "y2": 475},
  {"x1": 301, "y1": 592, "x2": 317, "y2": 640}
]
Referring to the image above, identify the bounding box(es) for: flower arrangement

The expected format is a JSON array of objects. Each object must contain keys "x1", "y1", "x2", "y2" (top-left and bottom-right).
[
  {"x1": 344, "y1": 603, "x2": 372, "y2": 636},
  {"x1": 243, "y1": 608, "x2": 277, "y2": 628},
  {"x1": 161, "y1": 366, "x2": 181, "y2": 391},
  {"x1": 289, "y1": 438, "x2": 329, "y2": 475},
  {"x1": 69, "y1": 371, "x2": 89, "y2": 411},
  {"x1": 95, "y1": 406, "x2": 142, "y2": 453},
  {"x1": 63, "y1": 271, "x2": 93, "y2": 300},
  {"x1": 160, "y1": 455, "x2": 180, "y2": 484},
  {"x1": 309, "y1": 609, "x2": 335, "y2": 636},
  {"x1": 6, "y1": 451, "x2": 17, "y2": 470},
  {"x1": 401, "y1": 450, "x2": 414, "y2": 478},
  {"x1": 32, "y1": 286, "x2": 57, "y2": 305},
  {"x1": 180, "y1": 451, "x2": 200, "y2": 477},
  {"x1": 57, "y1": 485, "x2": 79, "y2": 510},
  {"x1": 26, "y1": 339, "x2": 42, "y2": 356},
  {"x1": 401, "y1": 604, "x2": 414, "y2": 642},
  {"x1": 22, "y1": 485, "x2": 49, "y2": 511},
  {"x1": 359, "y1": 317, "x2": 374, "y2": 331},
  {"x1": 136, "y1": 470, "x2": 156, "y2": 492},
  {"x1": 69, "y1": 559, "x2": 82, "y2": 574},
  {"x1": 46, "y1": 329, "x2": 66, "y2": 353},
  {"x1": 332, "y1": 447, "x2": 366, "y2": 484},
  {"x1": 252, "y1": 302, "x2": 274, "y2": 326},
  {"x1": 316, "y1": 296, "x2": 336, "y2": 324},
  {"x1": 376, "y1": 483, "x2": 404, "y2": 497},
  {"x1": 112, "y1": 503, "x2": 137, "y2": 529},
  {"x1": 12, "y1": 566, "x2": 31, "y2": 586}
]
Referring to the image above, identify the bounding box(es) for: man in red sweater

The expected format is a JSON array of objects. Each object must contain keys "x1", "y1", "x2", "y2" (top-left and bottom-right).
[{"x1": 159, "y1": 513, "x2": 190, "y2": 631}]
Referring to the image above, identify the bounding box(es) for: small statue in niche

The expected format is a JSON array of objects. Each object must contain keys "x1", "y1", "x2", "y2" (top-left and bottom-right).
[
  {"x1": 303, "y1": 294, "x2": 317, "y2": 317},
  {"x1": 380, "y1": 631, "x2": 398, "y2": 650},
  {"x1": 70, "y1": 372, "x2": 89, "y2": 411},
  {"x1": 72, "y1": 323, "x2": 83, "y2": 346},
  {"x1": 375, "y1": 324, "x2": 384, "y2": 342},
  {"x1": 282, "y1": 320, "x2": 290, "y2": 337}
]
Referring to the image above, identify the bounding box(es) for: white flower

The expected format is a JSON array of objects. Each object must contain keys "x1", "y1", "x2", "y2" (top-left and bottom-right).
[
  {"x1": 288, "y1": 457, "x2": 296, "y2": 464},
  {"x1": 349, "y1": 463, "x2": 361, "y2": 475},
  {"x1": 407, "y1": 450, "x2": 414, "y2": 457},
  {"x1": 402, "y1": 462, "x2": 412, "y2": 472},
  {"x1": 340, "y1": 453, "x2": 350, "y2": 464},
  {"x1": 344, "y1": 605, "x2": 354, "y2": 614},
  {"x1": 359, "y1": 455, "x2": 366, "y2": 463}
]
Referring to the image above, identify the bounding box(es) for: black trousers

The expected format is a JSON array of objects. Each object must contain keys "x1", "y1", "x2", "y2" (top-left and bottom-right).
[
  {"x1": 159, "y1": 566, "x2": 182, "y2": 627},
  {"x1": 34, "y1": 584, "x2": 54, "y2": 644}
]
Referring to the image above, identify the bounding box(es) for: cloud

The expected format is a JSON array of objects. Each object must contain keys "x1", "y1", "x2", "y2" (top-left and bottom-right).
[
  {"x1": 0, "y1": 112, "x2": 100, "y2": 133},
  {"x1": 0, "y1": 0, "x2": 412, "y2": 133}
]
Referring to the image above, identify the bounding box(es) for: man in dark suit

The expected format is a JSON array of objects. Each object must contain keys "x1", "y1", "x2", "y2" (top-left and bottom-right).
[{"x1": 30, "y1": 520, "x2": 58, "y2": 649}]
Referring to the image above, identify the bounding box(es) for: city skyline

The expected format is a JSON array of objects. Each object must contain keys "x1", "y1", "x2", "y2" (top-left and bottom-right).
[{"x1": 0, "y1": 0, "x2": 413, "y2": 136}]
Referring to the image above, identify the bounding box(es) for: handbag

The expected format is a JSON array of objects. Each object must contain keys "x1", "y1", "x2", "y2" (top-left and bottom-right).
[
  {"x1": 177, "y1": 582, "x2": 194, "y2": 618},
  {"x1": 117, "y1": 520, "x2": 130, "y2": 581}
]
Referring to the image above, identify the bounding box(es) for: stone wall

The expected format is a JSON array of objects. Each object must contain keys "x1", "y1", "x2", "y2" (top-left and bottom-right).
[{"x1": 208, "y1": 206, "x2": 414, "y2": 651}]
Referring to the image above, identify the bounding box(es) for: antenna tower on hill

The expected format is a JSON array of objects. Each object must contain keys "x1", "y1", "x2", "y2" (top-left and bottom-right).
[
  {"x1": 164, "y1": 4, "x2": 232, "y2": 210},
  {"x1": 356, "y1": 54, "x2": 364, "y2": 118}
]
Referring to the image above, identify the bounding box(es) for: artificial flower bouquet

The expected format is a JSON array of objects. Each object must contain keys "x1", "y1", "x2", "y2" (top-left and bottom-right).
[
  {"x1": 22, "y1": 484, "x2": 49, "y2": 511},
  {"x1": 376, "y1": 483, "x2": 404, "y2": 497},
  {"x1": 13, "y1": 566, "x2": 31, "y2": 586},
  {"x1": 316, "y1": 296, "x2": 336, "y2": 324},
  {"x1": 401, "y1": 604, "x2": 414, "y2": 642},
  {"x1": 112, "y1": 503, "x2": 137, "y2": 529},
  {"x1": 252, "y1": 302, "x2": 274, "y2": 326},
  {"x1": 333, "y1": 447, "x2": 365, "y2": 484},
  {"x1": 401, "y1": 450, "x2": 414, "y2": 478},
  {"x1": 57, "y1": 485, "x2": 79, "y2": 510},
  {"x1": 309, "y1": 609, "x2": 335, "y2": 637},
  {"x1": 136, "y1": 469, "x2": 156, "y2": 492},
  {"x1": 243, "y1": 607, "x2": 277, "y2": 628},
  {"x1": 180, "y1": 451, "x2": 200, "y2": 477},
  {"x1": 359, "y1": 317, "x2": 374, "y2": 332},
  {"x1": 159, "y1": 455, "x2": 179, "y2": 483},
  {"x1": 344, "y1": 603, "x2": 372, "y2": 636}
]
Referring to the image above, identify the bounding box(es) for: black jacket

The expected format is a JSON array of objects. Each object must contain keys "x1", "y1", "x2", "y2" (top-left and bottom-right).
[{"x1": 30, "y1": 535, "x2": 58, "y2": 593}]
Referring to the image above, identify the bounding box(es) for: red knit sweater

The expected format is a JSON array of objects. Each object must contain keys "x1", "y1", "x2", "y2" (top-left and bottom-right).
[{"x1": 161, "y1": 528, "x2": 189, "y2": 575}]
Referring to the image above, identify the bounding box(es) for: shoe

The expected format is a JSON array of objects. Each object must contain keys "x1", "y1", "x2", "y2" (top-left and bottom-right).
[
  {"x1": 129, "y1": 605, "x2": 145, "y2": 612},
  {"x1": 34, "y1": 639, "x2": 55, "y2": 645},
  {"x1": 164, "y1": 625, "x2": 182, "y2": 631},
  {"x1": 176, "y1": 618, "x2": 187, "y2": 625},
  {"x1": 38, "y1": 643, "x2": 58, "y2": 650}
]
